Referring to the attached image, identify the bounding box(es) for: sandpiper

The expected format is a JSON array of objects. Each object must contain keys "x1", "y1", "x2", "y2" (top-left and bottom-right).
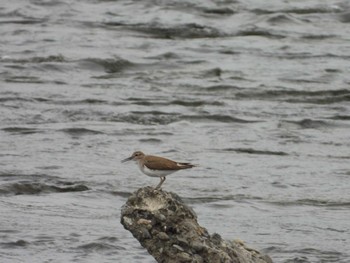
[{"x1": 121, "y1": 151, "x2": 195, "y2": 189}]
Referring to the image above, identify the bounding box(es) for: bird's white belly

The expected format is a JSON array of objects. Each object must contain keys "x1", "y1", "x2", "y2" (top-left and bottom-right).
[{"x1": 140, "y1": 164, "x2": 176, "y2": 177}]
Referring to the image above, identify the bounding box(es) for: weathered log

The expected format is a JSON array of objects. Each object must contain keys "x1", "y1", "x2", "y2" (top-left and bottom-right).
[{"x1": 121, "y1": 187, "x2": 273, "y2": 263}]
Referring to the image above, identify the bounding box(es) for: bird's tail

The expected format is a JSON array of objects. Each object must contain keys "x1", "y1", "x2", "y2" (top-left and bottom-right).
[{"x1": 176, "y1": 162, "x2": 196, "y2": 169}]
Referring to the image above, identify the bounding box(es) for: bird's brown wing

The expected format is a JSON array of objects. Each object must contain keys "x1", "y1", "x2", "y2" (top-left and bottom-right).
[
  {"x1": 144, "y1": 156, "x2": 193, "y2": 170},
  {"x1": 144, "y1": 156, "x2": 179, "y2": 170}
]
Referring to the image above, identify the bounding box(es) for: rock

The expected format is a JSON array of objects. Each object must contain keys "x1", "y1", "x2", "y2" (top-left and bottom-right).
[{"x1": 121, "y1": 186, "x2": 273, "y2": 263}]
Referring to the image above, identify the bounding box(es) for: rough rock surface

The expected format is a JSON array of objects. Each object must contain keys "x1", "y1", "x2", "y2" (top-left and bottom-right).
[{"x1": 121, "y1": 187, "x2": 273, "y2": 263}]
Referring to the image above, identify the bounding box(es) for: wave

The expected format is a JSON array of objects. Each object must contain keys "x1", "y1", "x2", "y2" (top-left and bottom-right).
[
  {"x1": 76, "y1": 238, "x2": 126, "y2": 252},
  {"x1": 251, "y1": 6, "x2": 342, "y2": 15},
  {"x1": 139, "y1": 138, "x2": 162, "y2": 143},
  {"x1": 264, "y1": 246, "x2": 346, "y2": 262},
  {"x1": 283, "y1": 119, "x2": 330, "y2": 129},
  {"x1": 268, "y1": 199, "x2": 350, "y2": 208},
  {"x1": 204, "y1": 84, "x2": 243, "y2": 92},
  {"x1": 77, "y1": 242, "x2": 122, "y2": 251},
  {"x1": 0, "y1": 172, "x2": 52, "y2": 180},
  {"x1": 110, "y1": 191, "x2": 131, "y2": 198},
  {"x1": 106, "y1": 112, "x2": 259, "y2": 125},
  {"x1": 2, "y1": 127, "x2": 43, "y2": 135},
  {"x1": 184, "y1": 194, "x2": 263, "y2": 204},
  {"x1": 0, "y1": 172, "x2": 89, "y2": 195},
  {"x1": 104, "y1": 22, "x2": 224, "y2": 39},
  {"x1": 236, "y1": 26, "x2": 286, "y2": 39},
  {"x1": 201, "y1": 7, "x2": 235, "y2": 15},
  {"x1": 59, "y1": 128, "x2": 104, "y2": 135},
  {"x1": 78, "y1": 57, "x2": 134, "y2": 73},
  {"x1": 0, "y1": 96, "x2": 109, "y2": 105},
  {"x1": 181, "y1": 114, "x2": 260, "y2": 123},
  {"x1": 0, "y1": 181, "x2": 89, "y2": 196},
  {"x1": 235, "y1": 88, "x2": 350, "y2": 104},
  {"x1": 222, "y1": 148, "x2": 289, "y2": 156},
  {"x1": 0, "y1": 240, "x2": 29, "y2": 248},
  {"x1": 327, "y1": 115, "x2": 350, "y2": 121},
  {"x1": 126, "y1": 98, "x2": 224, "y2": 107},
  {"x1": 1, "y1": 55, "x2": 65, "y2": 64}
]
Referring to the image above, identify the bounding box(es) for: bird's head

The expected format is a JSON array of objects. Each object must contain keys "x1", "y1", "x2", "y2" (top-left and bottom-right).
[{"x1": 121, "y1": 151, "x2": 145, "y2": 163}]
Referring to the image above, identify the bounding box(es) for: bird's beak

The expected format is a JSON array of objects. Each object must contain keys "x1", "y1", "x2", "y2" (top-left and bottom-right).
[{"x1": 121, "y1": 156, "x2": 133, "y2": 163}]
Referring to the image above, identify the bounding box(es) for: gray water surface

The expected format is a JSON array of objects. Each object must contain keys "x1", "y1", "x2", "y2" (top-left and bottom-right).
[{"x1": 1, "y1": 0, "x2": 350, "y2": 262}]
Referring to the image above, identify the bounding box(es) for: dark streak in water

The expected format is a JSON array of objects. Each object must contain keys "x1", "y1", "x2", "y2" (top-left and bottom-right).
[
  {"x1": 184, "y1": 194, "x2": 263, "y2": 204},
  {"x1": 236, "y1": 26, "x2": 286, "y2": 39},
  {"x1": 251, "y1": 7, "x2": 341, "y2": 15},
  {"x1": 105, "y1": 22, "x2": 224, "y2": 39},
  {"x1": 265, "y1": 14, "x2": 302, "y2": 25},
  {"x1": 172, "y1": 100, "x2": 224, "y2": 106},
  {"x1": 182, "y1": 115, "x2": 260, "y2": 123},
  {"x1": 79, "y1": 57, "x2": 134, "y2": 73},
  {"x1": 268, "y1": 199, "x2": 350, "y2": 207},
  {"x1": 339, "y1": 12, "x2": 350, "y2": 23},
  {"x1": 2, "y1": 55, "x2": 66, "y2": 64},
  {"x1": 0, "y1": 172, "x2": 53, "y2": 180},
  {"x1": 5, "y1": 76, "x2": 44, "y2": 84},
  {"x1": 81, "y1": 98, "x2": 107, "y2": 104},
  {"x1": 131, "y1": 110, "x2": 176, "y2": 116},
  {"x1": 2, "y1": 127, "x2": 42, "y2": 135},
  {"x1": 146, "y1": 52, "x2": 181, "y2": 60},
  {"x1": 201, "y1": 7, "x2": 235, "y2": 15},
  {"x1": 0, "y1": 19, "x2": 45, "y2": 25},
  {"x1": 0, "y1": 182, "x2": 89, "y2": 196},
  {"x1": 59, "y1": 128, "x2": 103, "y2": 135},
  {"x1": 76, "y1": 242, "x2": 125, "y2": 251},
  {"x1": 284, "y1": 119, "x2": 329, "y2": 129},
  {"x1": 139, "y1": 138, "x2": 162, "y2": 143},
  {"x1": 205, "y1": 84, "x2": 243, "y2": 92},
  {"x1": 327, "y1": 115, "x2": 350, "y2": 121},
  {"x1": 115, "y1": 112, "x2": 260, "y2": 125},
  {"x1": 235, "y1": 88, "x2": 350, "y2": 104},
  {"x1": 223, "y1": 148, "x2": 289, "y2": 156},
  {"x1": 127, "y1": 98, "x2": 223, "y2": 107},
  {"x1": 0, "y1": 240, "x2": 29, "y2": 248},
  {"x1": 300, "y1": 34, "x2": 337, "y2": 40},
  {"x1": 110, "y1": 191, "x2": 131, "y2": 198},
  {"x1": 264, "y1": 246, "x2": 345, "y2": 262}
]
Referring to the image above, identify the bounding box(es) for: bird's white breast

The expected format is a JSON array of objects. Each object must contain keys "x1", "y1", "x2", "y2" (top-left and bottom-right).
[{"x1": 138, "y1": 163, "x2": 176, "y2": 177}]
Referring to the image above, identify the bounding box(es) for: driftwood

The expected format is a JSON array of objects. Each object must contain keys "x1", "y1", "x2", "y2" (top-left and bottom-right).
[{"x1": 121, "y1": 187, "x2": 273, "y2": 263}]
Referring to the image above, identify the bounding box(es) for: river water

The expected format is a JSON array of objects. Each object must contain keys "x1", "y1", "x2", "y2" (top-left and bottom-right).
[{"x1": 1, "y1": 0, "x2": 350, "y2": 262}]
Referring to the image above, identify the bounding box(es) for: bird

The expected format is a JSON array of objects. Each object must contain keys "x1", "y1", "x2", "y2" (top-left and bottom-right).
[{"x1": 121, "y1": 151, "x2": 195, "y2": 189}]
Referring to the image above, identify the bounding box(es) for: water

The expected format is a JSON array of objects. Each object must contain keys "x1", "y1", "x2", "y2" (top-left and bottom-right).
[{"x1": 1, "y1": 0, "x2": 350, "y2": 262}]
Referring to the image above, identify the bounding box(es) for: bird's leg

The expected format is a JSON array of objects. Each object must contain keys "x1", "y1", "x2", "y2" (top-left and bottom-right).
[{"x1": 155, "y1": 177, "x2": 166, "y2": 189}]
